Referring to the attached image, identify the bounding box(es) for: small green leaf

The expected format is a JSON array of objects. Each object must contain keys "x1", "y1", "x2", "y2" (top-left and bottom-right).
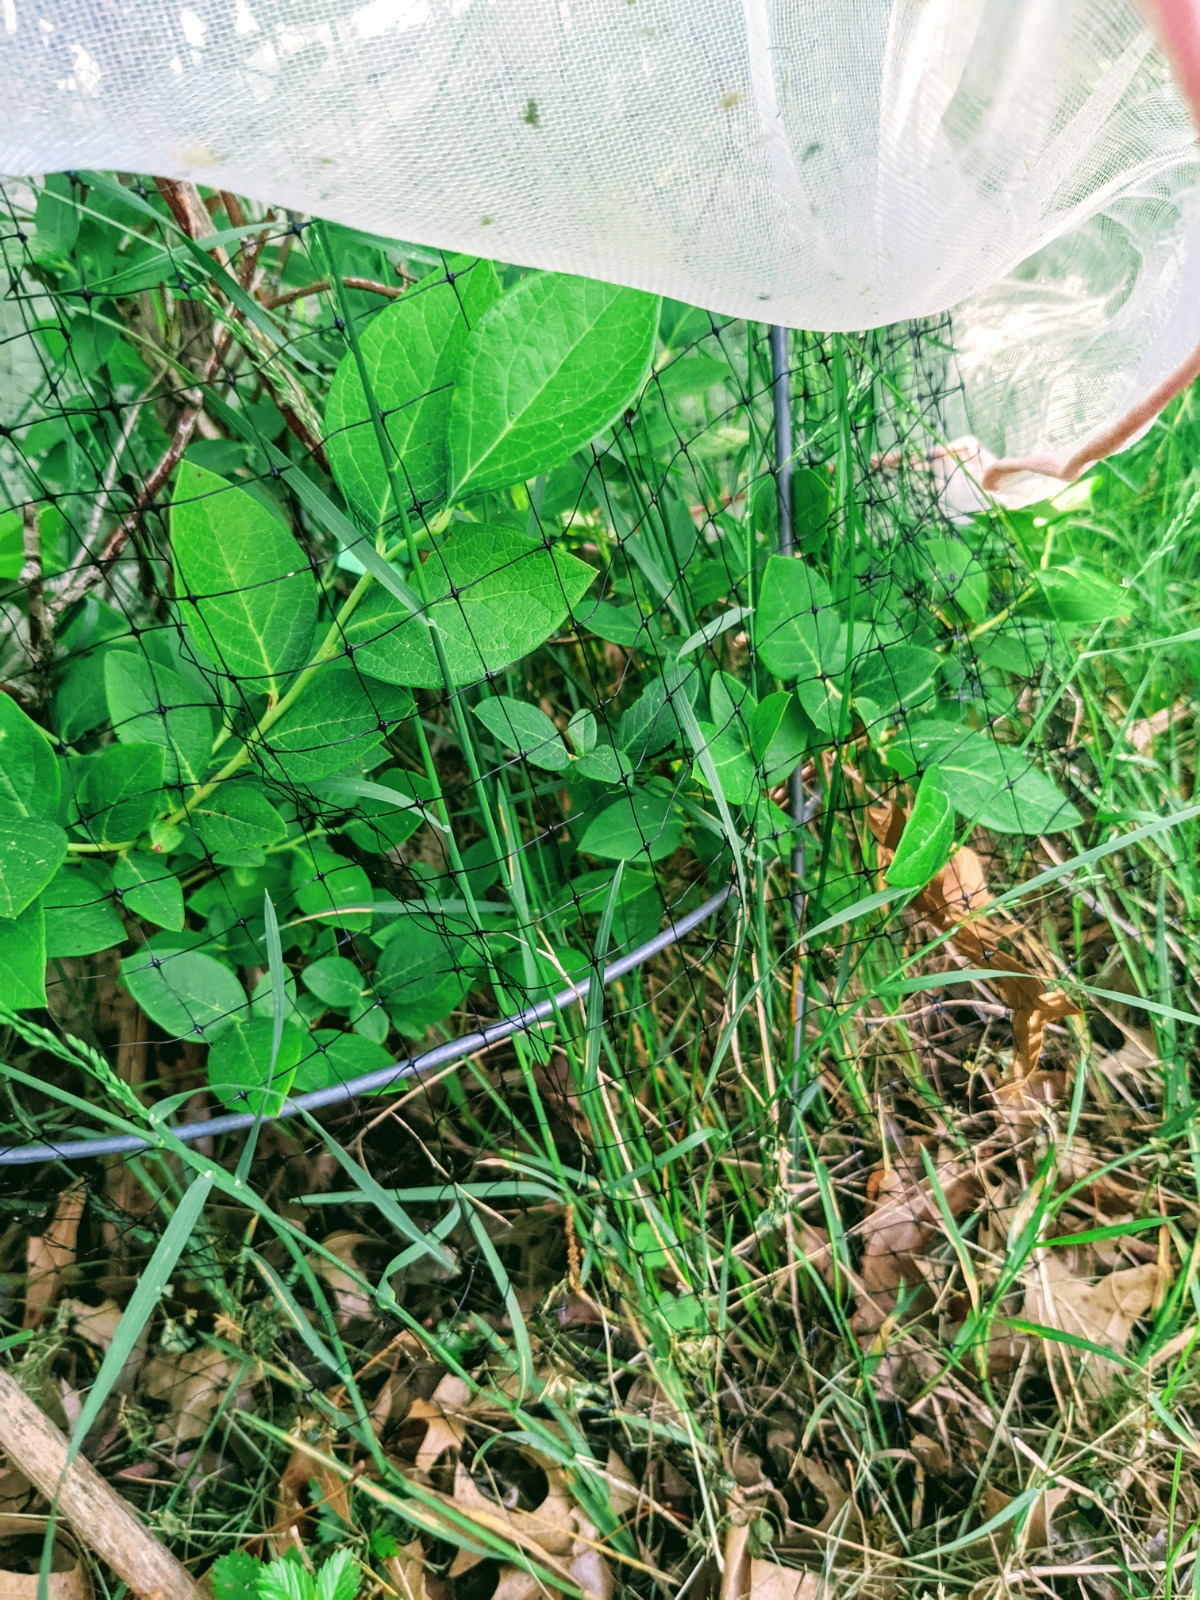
[
  {"x1": 0, "y1": 693, "x2": 60, "y2": 820},
  {"x1": 691, "y1": 722, "x2": 757, "y2": 806},
  {"x1": 121, "y1": 938, "x2": 245, "y2": 1040},
  {"x1": 1025, "y1": 565, "x2": 1131, "y2": 626},
  {"x1": 347, "y1": 526, "x2": 595, "y2": 690},
  {"x1": 80, "y1": 742, "x2": 167, "y2": 846},
  {"x1": 853, "y1": 643, "x2": 940, "y2": 718},
  {"x1": 894, "y1": 725, "x2": 1083, "y2": 835},
  {"x1": 567, "y1": 709, "x2": 597, "y2": 754},
  {"x1": 573, "y1": 743, "x2": 632, "y2": 784},
  {"x1": 792, "y1": 466, "x2": 832, "y2": 551},
  {"x1": 104, "y1": 651, "x2": 215, "y2": 786},
  {"x1": 171, "y1": 462, "x2": 317, "y2": 697},
  {"x1": 752, "y1": 691, "x2": 810, "y2": 785},
  {"x1": 448, "y1": 273, "x2": 660, "y2": 497},
  {"x1": 326, "y1": 256, "x2": 501, "y2": 522},
  {"x1": 887, "y1": 768, "x2": 955, "y2": 889},
  {"x1": 924, "y1": 537, "x2": 989, "y2": 621},
  {"x1": 340, "y1": 767, "x2": 431, "y2": 854},
  {"x1": 292, "y1": 849, "x2": 373, "y2": 933},
  {"x1": 208, "y1": 1016, "x2": 304, "y2": 1114},
  {"x1": 581, "y1": 601, "x2": 645, "y2": 647},
  {"x1": 192, "y1": 783, "x2": 287, "y2": 861},
  {"x1": 709, "y1": 670, "x2": 755, "y2": 732},
  {"x1": 617, "y1": 665, "x2": 700, "y2": 762},
  {"x1": 353, "y1": 1005, "x2": 390, "y2": 1043},
  {"x1": 54, "y1": 654, "x2": 114, "y2": 742},
  {"x1": 255, "y1": 663, "x2": 414, "y2": 784},
  {"x1": 209, "y1": 1550, "x2": 264, "y2": 1600},
  {"x1": 43, "y1": 865, "x2": 125, "y2": 956},
  {"x1": 0, "y1": 900, "x2": 47, "y2": 1010},
  {"x1": 314, "y1": 1548, "x2": 360, "y2": 1600},
  {"x1": 474, "y1": 696, "x2": 569, "y2": 771},
  {"x1": 755, "y1": 555, "x2": 847, "y2": 736},
  {"x1": 293, "y1": 1029, "x2": 394, "y2": 1094},
  {"x1": 0, "y1": 818, "x2": 68, "y2": 919},
  {"x1": 577, "y1": 786, "x2": 683, "y2": 862},
  {"x1": 303, "y1": 955, "x2": 370, "y2": 1012},
  {"x1": 113, "y1": 851, "x2": 186, "y2": 931},
  {"x1": 374, "y1": 917, "x2": 472, "y2": 1031}
]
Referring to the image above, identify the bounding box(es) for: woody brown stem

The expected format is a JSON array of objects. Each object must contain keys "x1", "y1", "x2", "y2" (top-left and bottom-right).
[
  {"x1": 264, "y1": 275, "x2": 407, "y2": 309},
  {"x1": 20, "y1": 503, "x2": 46, "y2": 667},
  {"x1": 0, "y1": 1368, "x2": 205, "y2": 1600}
]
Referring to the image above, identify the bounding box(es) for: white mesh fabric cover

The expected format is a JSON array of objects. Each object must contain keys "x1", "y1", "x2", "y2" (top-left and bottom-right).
[{"x1": 1, "y1": 0, "x2": 1196, "y2": 486}]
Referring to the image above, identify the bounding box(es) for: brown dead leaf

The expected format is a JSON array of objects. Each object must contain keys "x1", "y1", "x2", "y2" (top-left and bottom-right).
[
  {"x1": 0, "y1": 1515, "x2": 91, "y2": 1600},
  {"x1": 312, "y1": 1231, "x2": 378, "y2": 1326},
  {"x1": 24, "y1": 1184, "x2": 86, "y2": 1330},
  {"x1": 604, "y1": 1450, "x2": 638, "y2": 1518},
  {"x1": 487, "y1": 1572, "x2": 542, "y2": 1600},
  {"x1": 908, "y1": 1432, "x2": 952, "y2": 1476},
  {"x1": 720, "y1": 1523, "x2": 820, "y2": 1600},
  {"x1": 63, "y1": 1301, "x2": 124, "y2": 1357},
  {"x1": 1023, "y1": 1254, "x2": 1166, "y2": 1392},
  {"x1": 272, "y1": 1429, "x2": 353, "y2": 1558},
  {"x1": 748, "y1": 1560, "x2": 820, "y2": 1600},
  {"x1": 0, "y1": 1463, "x2": 32, "y2": 1520},
  {"x1": 981, "y1": 1483, "x2": 1071, "y2": 1552},
  {"x1": 396, "y1": 1375, "x2": 612, "y2": 1599},
  {"x1": 853, "y1": 1148, "x2": 978, "y2": 1334},
  {"x1": 383, "y1": 1539, "x2": 452, "y2": 1600},
  {"x1": 992, "y1": 1069, "x2": 1065, "y2": 1136},
  {"x1": 867, "y1": 800, "x2": 1079, "y2": 1073},
  {"x1": 142, "y1": 1346, "x2": 253, "y2": 1446}
]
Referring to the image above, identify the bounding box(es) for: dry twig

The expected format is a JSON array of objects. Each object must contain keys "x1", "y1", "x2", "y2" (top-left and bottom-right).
[{"x1": 0, "y1": 1369, "x2": 205, "y2": 1600}]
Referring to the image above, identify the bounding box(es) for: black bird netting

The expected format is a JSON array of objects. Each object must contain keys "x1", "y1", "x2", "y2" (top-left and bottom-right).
[{"x1": 0, "y1": 171, "x2": 1182, "y2": 1596}]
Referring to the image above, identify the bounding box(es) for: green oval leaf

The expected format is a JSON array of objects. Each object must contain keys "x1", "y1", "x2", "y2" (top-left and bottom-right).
[
  {"x1": 0, "y1": 818, "x2": 68, "y2": 919},
  {"x1": 347, "y1": 526, "x2": 595, "y2": 689},
  {"x1": 473, "y1": 696, "x2": 570, "y2": 772},
  {"x1": 80, "y1": 742, "x2": 167, "y2": 846},
  {"x1": 303, "y1": 954, "x2": 371, "y2": 1012},
  {"x1": 893, "y1": 725, "x2": 1082, "y2": 836},
  {"x1": 104, "y1": 651, "x2": 215, "y2": 786},
  {"x1": 447, "y1": 274, "x2": 660, "y2": 497},
  {"x1": 121, "y1": 939, "x2": 245, "y2": 1040},
  {"x1": 208, "y1": 1016, "x2": 304, "y2": 1114},
  {"x1": 374, "y1": 914, "x2": 472, "y2": 1032},
  {"x1": 293, "y1": 1029, "x2": 395, "y2": 1095},
  {"x1": 0, "y1": 900, "x2": 47, "y2": 1011},
  {"x1": 755, "y1": 555, "x2": 846, "y2": 736},
  {"x1": 291, "y1": 847, "x2": 373, "y2": 933},
  {"x1": 577, "y1": 786, "x2": 683, "y2": 862},
  {"x1": 43, "y1": 864, "x2": 125, "y2": 956},
  {"x1": 691, "y1": 722, "x2": 757, "y2": 806},
  {"x1": 254, "y1": 663, "x2": 414, "y2": 784},
  {"x1": 1025, "y1": 565, "x2": 1132, "y2": 627},
  {"x1": 325, "y1": 257, "x2": 501, "y2": 522},
  {"x1": 0, "y1": 694, "x2": 60, "y2": 821},
  {"x1": 340, "y1": 768, "x2": 431, "y2": 855},
  {"x1": 171, "y1": 461, "x2": 317, "y2": 698},
  {"x1": 887, "y1": 768, "x2": 955, "y2": 889},
  {"x1": 113, "y1": 851, "x2": 186, "y2": 931},
  {"x1": 191, "y1": 783, "x2": 287, "y2": 861}
]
